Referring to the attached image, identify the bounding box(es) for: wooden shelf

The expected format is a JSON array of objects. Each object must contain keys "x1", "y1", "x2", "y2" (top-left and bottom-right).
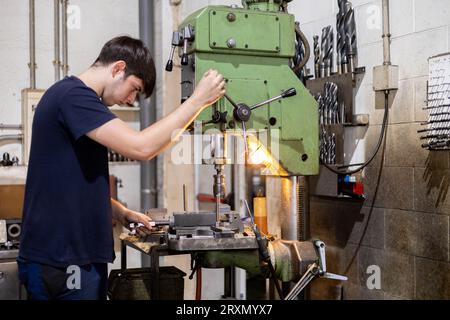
[{"x1": 109, "y1": 106, "x2": 140, "y2": 112}]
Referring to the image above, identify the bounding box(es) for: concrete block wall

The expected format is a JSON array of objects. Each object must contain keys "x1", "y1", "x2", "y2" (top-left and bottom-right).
[{"x1": 289, "y1": 0, "x2": 450, "y2": 299}]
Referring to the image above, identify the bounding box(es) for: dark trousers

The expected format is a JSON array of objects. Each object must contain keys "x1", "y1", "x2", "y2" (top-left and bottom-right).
[{"x1": 17, "y1": 257, "x2": 108, "y2": 300}]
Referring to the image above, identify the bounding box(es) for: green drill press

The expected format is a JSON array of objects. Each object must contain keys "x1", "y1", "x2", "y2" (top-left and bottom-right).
[
  {"x1": 166, "y1": 0, "x2": 319, "y2": 177},
  {"x1": 160, "y1": 1, "x2": 341, "y2": 299}
]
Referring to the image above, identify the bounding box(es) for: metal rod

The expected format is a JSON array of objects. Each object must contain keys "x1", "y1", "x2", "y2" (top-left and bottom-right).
[
  {"x1": 61, "y1": 0, "x2": 69, "y2": 77},
  {"x1": 0, "y1": 124, "x2": 22, "y2": 130},
  {"x1": 29, "y1": 0, "x2": 36, "y2": 89},
  {"x1": 139, "y1": 0, "x2": 157, "y2": 269},
  {"x1": 420, "y1": 118, "x2": 450, "y2": 125},
  {"x1": 251, "y1": 94, "x2": 283, "y2": 110},
  {"x1": 382, "y1": 0, "x2": 391, "y2": 65},
  {"x1": 0, "y1": 134, "x2": 23, "y2": 142},
  {"x1": 420, "y1": 134, "x2": 450, "y2": 140},
  {"x1": 223, "y1": 93, "x2": 239, "y2": 109},
  {"x1": 417, "y1": 127, "x2": 450, "y2": 133},
  {"x1": 183, "y1": 184, "x2": 187, "y2": 211},
  {"x1": 54, "y1": 0, "x2": 61, "y2": 81}
]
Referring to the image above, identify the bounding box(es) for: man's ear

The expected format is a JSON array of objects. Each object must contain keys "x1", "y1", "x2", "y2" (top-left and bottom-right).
[{"x1": 111, "y1": 60, "x2": 126, "y2": 78}]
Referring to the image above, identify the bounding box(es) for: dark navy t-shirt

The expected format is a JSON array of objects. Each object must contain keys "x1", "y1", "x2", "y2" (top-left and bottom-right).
[{"x1": 19, "y1": 76, "x2": 117, "y2": 267}]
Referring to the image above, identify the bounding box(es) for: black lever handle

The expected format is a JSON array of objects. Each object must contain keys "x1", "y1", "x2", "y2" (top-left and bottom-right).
[
  {"x1": 165, "y1": 58, "x2": 174, "y2": 72},
  {"x1": 165, "y1": 31, "x2": 181, "y2": 72},
  {"x1": 281, "y1": 87, "x2": 297, "y2": 98},
  {"x1": 251, "y1": 87, "x2": 298, "y2": 111},
  {"x1": 181, "y1": 52, "x2": 189, "y2": 66}
]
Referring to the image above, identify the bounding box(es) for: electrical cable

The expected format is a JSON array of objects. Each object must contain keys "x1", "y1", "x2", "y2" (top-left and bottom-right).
[
  {"x1": 282, "y1": 3, "x2": 310, "y2": 79},
  {"x1": 343, "y1": 113, "x2": 388, "y2": 277},
  {"x1": 292, "y1": 23, "x2": 310, "y2": 75},
  {"x1": 322, "y1": 91, "x2": 390, "y2": 175}
]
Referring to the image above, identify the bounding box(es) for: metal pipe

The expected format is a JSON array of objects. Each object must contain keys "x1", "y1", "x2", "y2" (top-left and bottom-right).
[
  {"x1": 54, "y1": 0, "x2": 61, "y2": 81},
  {"x1": 29, "y1": 0, "x2": 36, "y2": 89},
  {"x1": 0, "y1": 135, "x2": 23, "y2": 142},
  {"x1": 280, "y1": 176, "x2": 310, "y2": 241},
  {"x1": 139, "y1": 0, "x2": 157, "y2": 211},
  {"x1": 382, "y1": 0, "x2": 391, "y2": 65},
  {"x1": 139, "y1": 0, "x2": 157, "y2": 269},
  {"x1": 0, "y1": 125, "x2": 22, "y2": 130},
  {"x1": 61, "y1": 0, "x2": 69, "y2": 77}
]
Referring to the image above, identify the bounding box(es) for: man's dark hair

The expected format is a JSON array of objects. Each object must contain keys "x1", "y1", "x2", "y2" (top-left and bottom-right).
[{"x1": 93, "y1": 36, "x2": 156, "y2": 98}]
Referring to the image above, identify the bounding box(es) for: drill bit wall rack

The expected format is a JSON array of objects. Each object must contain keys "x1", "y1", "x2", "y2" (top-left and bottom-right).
[
  {"x1": 307, "y1": 0, "x2": 367, "y2": 198},
  {"x1": 419, "y1": 52, "x2": 450, "y2": 151}
]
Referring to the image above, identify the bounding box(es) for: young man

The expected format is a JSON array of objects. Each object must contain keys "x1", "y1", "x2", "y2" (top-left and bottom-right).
[{"x1": 18, "y1": 36, "x2": 225, "y2": 300}]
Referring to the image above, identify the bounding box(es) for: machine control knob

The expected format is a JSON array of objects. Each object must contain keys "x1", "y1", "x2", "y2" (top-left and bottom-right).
[
  {"x1": 227, "y1": 13, "x2": 236, "y2": 22},
  {"x1": 233, "y1": 103, "x2": 252, "y2": 122},
  {"x1": 226, "y1": 38, "x2": 237, "y2": 48}
]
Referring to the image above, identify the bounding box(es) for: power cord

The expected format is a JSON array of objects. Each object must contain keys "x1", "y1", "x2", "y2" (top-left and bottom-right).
[{"x1": 322, "y1": 91, "x2": 390, "y2": 175}]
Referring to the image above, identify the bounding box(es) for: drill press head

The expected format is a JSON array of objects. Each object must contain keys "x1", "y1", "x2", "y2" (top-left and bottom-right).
[{"x1": 170, "y1": 1, "x2": 319, "y2": 176}]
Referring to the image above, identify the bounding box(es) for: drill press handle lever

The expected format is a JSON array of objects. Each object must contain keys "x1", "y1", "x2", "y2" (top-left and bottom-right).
[
  {"x1": 314, "y1": 240, "x2": 348, "y2": 281},
  {"x1": 165, "y1": 31, "x2": 181, "y2": 72},
  {"x1": 250, "y1": 87, "x2": 297, "y2": 110}
]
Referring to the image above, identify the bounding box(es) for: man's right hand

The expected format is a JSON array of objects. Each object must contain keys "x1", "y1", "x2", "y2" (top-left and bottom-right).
[{"x1": 190, "y1": 69, "x2": 226, "y2": 109}]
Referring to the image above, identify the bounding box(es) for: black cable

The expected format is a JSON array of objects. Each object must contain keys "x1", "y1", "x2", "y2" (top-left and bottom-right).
[
  {"x1": 344, "y1": 117, "x2": 388, "y2": 276},
  {"x1": 283, "y1": 4, "x2": 310, "y2": 79},
  {"x1": 292, "y1": 23, "x2": 310, "y2": 75},
  {"x1": 322, "y1": 91, "x2": 390, "y2": 175}
]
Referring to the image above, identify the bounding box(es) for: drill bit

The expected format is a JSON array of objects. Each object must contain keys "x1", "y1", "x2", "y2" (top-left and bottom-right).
[
  {"x1": 327, "y1": 82, "x2": 338, "y2": 124},
  {"x1": 322, "y1": 26, "x2": 333, "y2": 77},
  {"x1": 316, "y1": 94, "x2": 324, "y2": 125},
  {"x1": 327, "y1": 27, "x2": 334, "y2": 75},
  {"x1": 344, "y1": 2, "x2": 357, "y2": 73},
  {"x1": 336, "y1": 0, "x2": 347, "y2": 74},
  {"x1": 314, "y1": 35, "x2": 320, "y2": 78},
  {"x1": 330, "y1": 133, "x2": 336, "y2": 164},
  {"x1": 320, "y1": 28, "x2": 327, "y2": 78}
]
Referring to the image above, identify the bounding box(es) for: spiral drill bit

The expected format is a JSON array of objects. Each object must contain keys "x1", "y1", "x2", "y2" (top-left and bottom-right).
[
  {"x1": 321, "y1": 26, "x2": 333, "y2": 77},
  {"x1": 344, "y1": 2, "x2": 357, "y2": 74},
  {"x1": 330, "y1": 83, "x2": 339, "y2": 124},
  {"x1": 336, "y1": 0, "x2": 347, "y2": 74},
  {"x1": 314, "y1": 35, "x2": 320, "y2": 78},
  {"x1": 327, "y1": 26, "x2": 334, "y2": 76},
  {"x1": 320, "y1": 27, "x2": 328, "y2": 78}
]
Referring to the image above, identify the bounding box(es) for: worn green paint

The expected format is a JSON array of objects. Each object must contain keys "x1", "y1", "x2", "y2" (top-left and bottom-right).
[
  {"x1": 200, "y1": 250, "x2": 263, "y2": 276},
  {"x1": 179, "y1": 3, "x2": 319, "y2": 176}
]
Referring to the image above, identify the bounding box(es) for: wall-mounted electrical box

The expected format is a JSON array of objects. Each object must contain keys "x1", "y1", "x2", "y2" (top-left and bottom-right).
[
  {"x1": 373, "y1": 64, "x2": 399, "y2": 92},
  {"x1": 21, "y1": 89, "x2": 45, "y2": 165}
]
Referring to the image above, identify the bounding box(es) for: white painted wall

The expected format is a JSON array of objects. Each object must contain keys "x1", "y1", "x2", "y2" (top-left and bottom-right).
[{"x1": 0, "y1": 0, "x2": 142, "y2": 270}]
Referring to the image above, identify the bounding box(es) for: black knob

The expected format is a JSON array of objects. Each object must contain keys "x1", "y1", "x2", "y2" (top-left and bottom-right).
[
  {"x1": 165, "y1": 60, "x2": 173, "y2": 72},
  {"x1": 281, "y1": 88, "x2": 297, "y2": 98},
  {"x1": 233, "y1": 103, "x2": 252, "y2": 122},
  {"x1": 181, "y1": 54, "x2": 188, "y2": 66}
]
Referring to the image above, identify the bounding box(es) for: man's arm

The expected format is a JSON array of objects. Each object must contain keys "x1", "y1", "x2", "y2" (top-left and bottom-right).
[
  {"x1": 111, "y1": 198, "x2": 154, "y2": 229},
  {"x1": 87, "y1": 70, "x2": 225, "y2": 161}
]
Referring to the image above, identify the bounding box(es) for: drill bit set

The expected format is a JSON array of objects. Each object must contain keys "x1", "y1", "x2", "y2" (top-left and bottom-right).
[
  {"x1": 419, "y1": 53, "x2": 450, "y2": 150},
  {"x1": 314, "y1": 0, "x2": 357, "y2": 79},
  {"x1": 316, "y1": 82, "x2": 344, "y2": 164}
]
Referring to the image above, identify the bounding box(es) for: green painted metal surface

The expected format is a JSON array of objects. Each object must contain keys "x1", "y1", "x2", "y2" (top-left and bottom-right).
[{"x1": 179, "y1": 3, "x2": 319, "y2": 176}]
